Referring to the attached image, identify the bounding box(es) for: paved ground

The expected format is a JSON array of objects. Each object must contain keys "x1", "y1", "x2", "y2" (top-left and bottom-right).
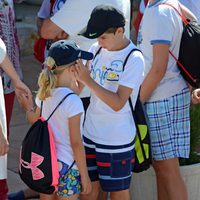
[{"x1": 7, "y1": 55, "x2": 41, "y2": 199}]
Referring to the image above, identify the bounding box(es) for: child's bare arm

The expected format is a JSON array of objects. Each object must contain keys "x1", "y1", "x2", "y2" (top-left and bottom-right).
[
  {"x1": 69, "y1": 113, "x2": 92, "y2": 194},
  {"x1": 73, "y1": 60, "x2": 132, "y2": 111},
  {"x1": 18, "y1": 94, "x2": 40, "y2": 124},
  {"x1": 140, "y1": 43, "x2": 169, "y2": 103}
]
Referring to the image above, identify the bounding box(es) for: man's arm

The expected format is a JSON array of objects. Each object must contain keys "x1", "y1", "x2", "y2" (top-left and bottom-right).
[
  {"x1": 0, "y1": 125, "x2": 9, "y2": 156},
  {"x1": 0, "y1": 55, "x2": 31, "y2": 97},
  {"x1": 140, "y1": 43, "x2": 169, "y2": 103},
  {"x1": 180, "y1": 3, "x2": 197, "y2": 21}
]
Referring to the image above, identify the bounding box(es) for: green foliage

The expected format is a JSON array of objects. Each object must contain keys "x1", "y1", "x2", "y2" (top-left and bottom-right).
[{"x1": 180, "y1": 104, "x2": 200, "y2": 165}]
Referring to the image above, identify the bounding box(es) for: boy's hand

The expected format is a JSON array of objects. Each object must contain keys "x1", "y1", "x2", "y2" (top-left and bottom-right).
[
  {"x1": 73, "y1": 59, "x2": 91, "y2": 85},
  {"x1": 80, "y1": 174, "x2": 92, "y2": 195},
  {"x1": 0, "y1": 130, "x2": 9, "y2": 156},
  {"x1": 192, "y1": 89, "x2": 200, "y2": 104}
]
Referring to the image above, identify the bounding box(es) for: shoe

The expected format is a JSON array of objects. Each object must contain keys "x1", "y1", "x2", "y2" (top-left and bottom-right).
[{"x1": 8, "y1": 190, "x2": 25, "y2": 200}]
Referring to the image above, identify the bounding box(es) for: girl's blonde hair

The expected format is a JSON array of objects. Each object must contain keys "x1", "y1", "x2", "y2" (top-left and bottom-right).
[{"x1": 37, "y1": 57, "x2": 71, "y2": 101}]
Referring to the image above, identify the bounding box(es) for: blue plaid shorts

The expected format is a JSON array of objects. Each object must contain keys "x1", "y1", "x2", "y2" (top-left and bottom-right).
[{"x1": 144, "y1": 87, "x2": 190, "y2": 160}]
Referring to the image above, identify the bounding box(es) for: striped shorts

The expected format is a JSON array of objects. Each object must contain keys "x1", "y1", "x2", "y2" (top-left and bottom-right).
[
  {"x1": 83, "y1": 136, "x2": 135, "y2": 192},
  {"x1": 144, "y1": 87, "x2": 190, "y2": 160}
]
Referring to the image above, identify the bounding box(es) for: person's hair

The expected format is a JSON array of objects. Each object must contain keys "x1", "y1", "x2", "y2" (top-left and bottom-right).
[
  {"x1": 37, "y1": 57, "x2": 71, "y2": 101},
  {"x1": 105, "y1": 27, "x2": 125, "y2": 34}
]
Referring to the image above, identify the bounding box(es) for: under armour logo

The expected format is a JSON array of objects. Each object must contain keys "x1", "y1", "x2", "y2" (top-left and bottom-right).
[{"x1": 19, "y1": 147, "x2": 45, "y2": 180}]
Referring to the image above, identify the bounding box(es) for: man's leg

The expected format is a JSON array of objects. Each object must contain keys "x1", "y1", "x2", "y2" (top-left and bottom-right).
[{"x1": 153, "y1": 158, "x2": 188, "y2": 200}]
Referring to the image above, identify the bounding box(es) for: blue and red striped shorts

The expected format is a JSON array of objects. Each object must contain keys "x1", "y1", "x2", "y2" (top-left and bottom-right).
[{"x1": 83, "y1": 136, "x2": 135, "y2": 192}]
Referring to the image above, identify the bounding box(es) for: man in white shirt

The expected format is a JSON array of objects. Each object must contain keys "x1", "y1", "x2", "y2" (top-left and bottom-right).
[{"x1": 39, "y1": 0, "x2": 131, "y2": 107}]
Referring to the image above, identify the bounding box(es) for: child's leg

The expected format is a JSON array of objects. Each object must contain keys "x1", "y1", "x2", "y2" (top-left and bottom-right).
[
  {"x1": 56, "y1": 194, "x2": 79, "y2": 200},
  {"x1": 80, "y1": 136, "x2": 102, "y2": 200},
  {"x1": 110, "y1": 189, "x2": 130, "y2": 200},
  {"x1": 81, "y1": 136, "x2": 134, "y2": 200},
  {"x1": 40, "y1": 193, "x2": 56, "y2": 200},
  {"x1": 80, "y1": 181, "x2": 100, "y2": 200}
]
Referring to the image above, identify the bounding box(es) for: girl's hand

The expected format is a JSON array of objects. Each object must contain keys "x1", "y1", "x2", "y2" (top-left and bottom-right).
[
  {"x1": 17, "y1": 93, "x2": 34, "y2": 112},
  {"x1": 192, "y1": 89, "x2": 200, "y2": 104},
  {"x1": 73, "y1": 59, "x2": 91, "y2": 85},
  {"x1": 81, "y1": 174, "x2": 92, "y2": 195},
  {"x1": 0, "y1": 130, "x2": 9, "y2": 156}
]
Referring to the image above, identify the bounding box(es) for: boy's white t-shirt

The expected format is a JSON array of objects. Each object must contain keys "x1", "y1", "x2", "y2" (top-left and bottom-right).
[
  {"x1": 0, "y1": 38, "x2": 7, "y2": 179},
  {"x1": 36, "y1": 88, "x2": 84, "y2": 166},
  {"x1": 137, "y1": 0, "x2": 187, "y2": 102},
  {"x1": 84, "y1": 42, "x2": 144, "y2": 146}
]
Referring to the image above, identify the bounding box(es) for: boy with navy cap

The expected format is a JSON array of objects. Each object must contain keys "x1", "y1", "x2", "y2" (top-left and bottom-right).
[{"x1": 74, "y1": 5, "x2": 145, "y2": 200}]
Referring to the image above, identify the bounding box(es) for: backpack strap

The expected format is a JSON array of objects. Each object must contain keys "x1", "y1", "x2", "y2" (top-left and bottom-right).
[
  {"x1": 40, "y1": 101, "x2": 43, "y2": 117},
  {"x1": 160, "y1": 3, "x2": 188, "y2": 25},
  {"x1": 123, "y1": 48, "x2": 147, "y2": 159},
  {"x1": 122, "y1": 48, "x2": 142, "y2": 71},
  {"x1": 93, "y1": 47, "x2": 102, "y2": 60},
  {"x1": 41, "y1": 92, "x2": 75, "y2": 121},
  {"x1": 160, "y1": 3, "x2": 196, "y2": 83},
  {"x1": 50, "y1": 0, "x2": 55, "y2": 15}
]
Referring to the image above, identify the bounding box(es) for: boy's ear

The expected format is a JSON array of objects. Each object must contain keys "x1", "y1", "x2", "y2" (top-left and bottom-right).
[{"x1": 116, "y1": 27, "x2": 124, "y2": 34}]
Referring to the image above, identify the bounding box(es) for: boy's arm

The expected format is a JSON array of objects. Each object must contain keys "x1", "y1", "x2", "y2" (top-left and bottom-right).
[
  {"x1": 74, "y1": 60, "x2": 132, "y2": 111},
  {"x1": 140, "y1": 43, "x2": 169, "y2": 103}
]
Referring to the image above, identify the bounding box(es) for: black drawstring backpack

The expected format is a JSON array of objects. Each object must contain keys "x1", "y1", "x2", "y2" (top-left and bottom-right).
[
  {"x1": 93, "y1": 47, "x2": 152, "y2": 173},
  {"x1": 19, "y1": 93, "x2": 74, "y2": 194},
  {"x1": 163, "y1": 3, "x2": 200, "y2": 88},
  {"x1": 123, "y1": 49, "x2": 152, "y2": 173}
]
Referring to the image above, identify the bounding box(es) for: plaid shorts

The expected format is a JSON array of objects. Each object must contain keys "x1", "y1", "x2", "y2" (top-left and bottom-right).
[
  {"x1": 144, "y1": 87, "x2": 190, "y2": 160},
  {"x1": 83, "y1": 136, "x2": 135, "y2": 192}
]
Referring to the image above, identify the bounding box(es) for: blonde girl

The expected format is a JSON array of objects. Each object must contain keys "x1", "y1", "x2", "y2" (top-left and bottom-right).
[{"x1": 18, "y1": 40, "x2": 93, "y2": 200}]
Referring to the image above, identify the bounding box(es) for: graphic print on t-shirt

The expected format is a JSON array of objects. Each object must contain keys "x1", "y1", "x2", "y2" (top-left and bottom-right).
[{"x1": 91, "y1": 60, "x2": 124, "y2": 85}]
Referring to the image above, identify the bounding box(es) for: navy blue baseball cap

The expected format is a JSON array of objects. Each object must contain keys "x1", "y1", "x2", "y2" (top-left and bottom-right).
[
  {"x1": 78, "y1": 5, "x2": 125, "y2": 39},
  {"x1": 47, "y1": 40, "x2": 93, "y2": 67}
]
